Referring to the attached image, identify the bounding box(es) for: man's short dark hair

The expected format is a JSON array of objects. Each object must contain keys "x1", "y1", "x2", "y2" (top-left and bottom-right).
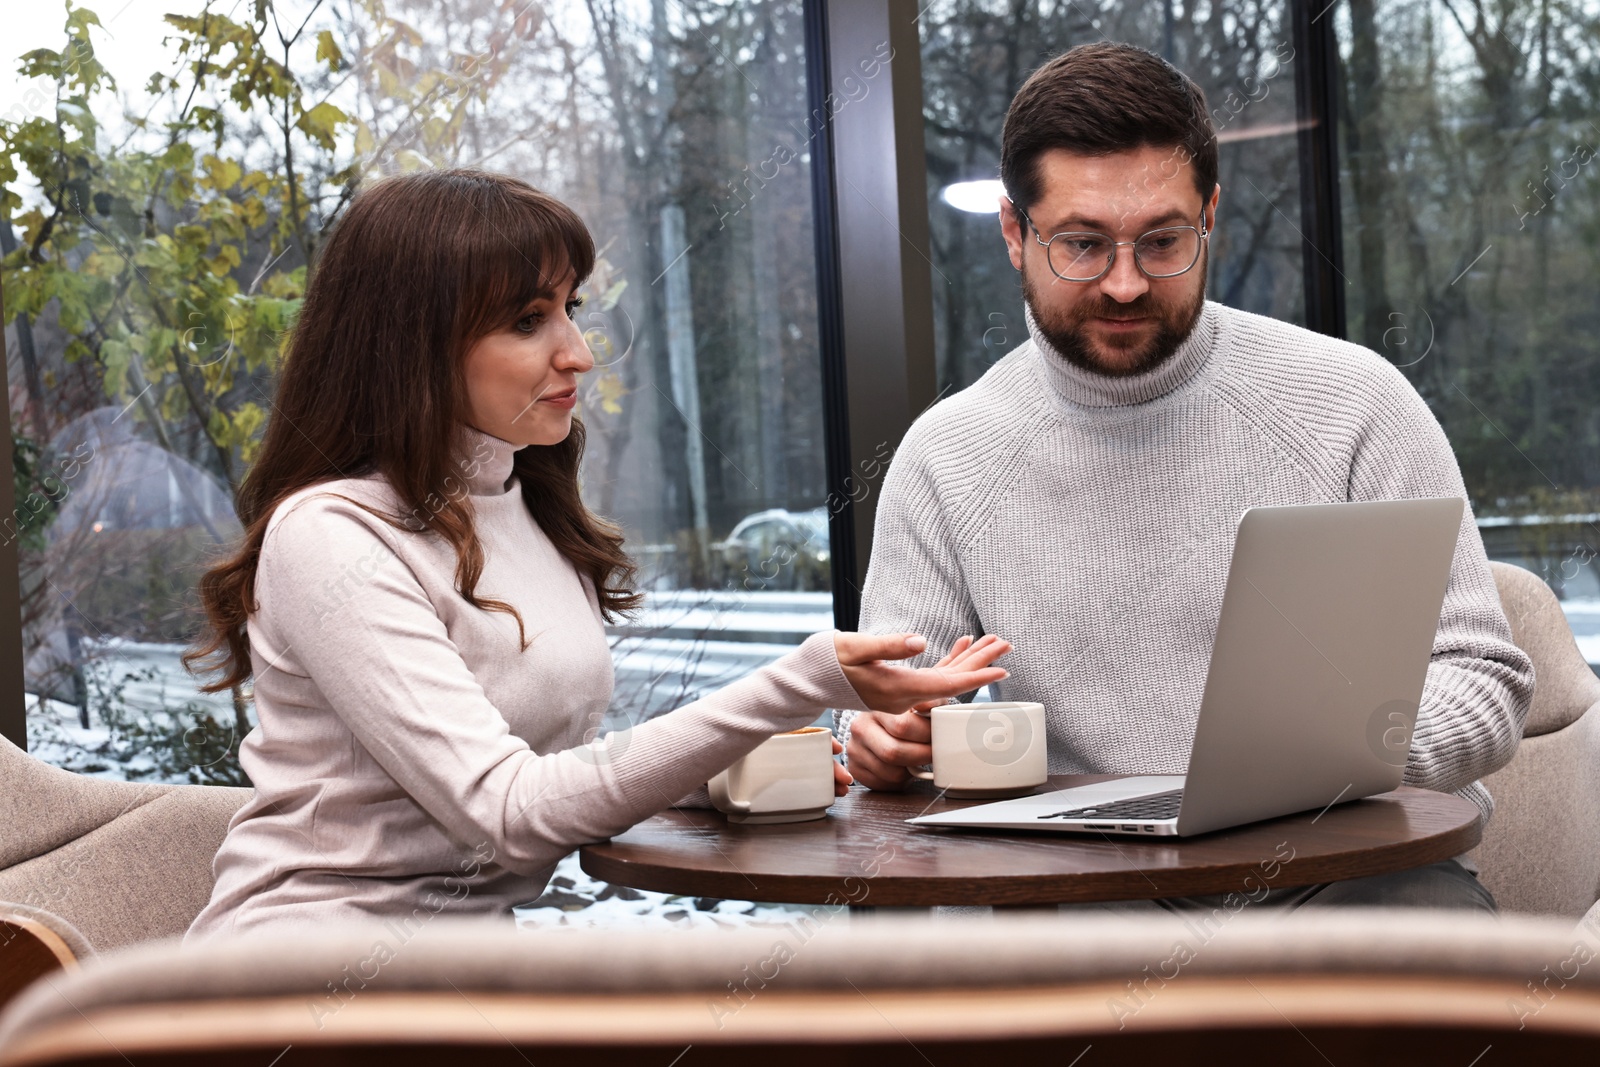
[{"x1": 1000, "y1": 42, "x2": 1217, "y2": 217}]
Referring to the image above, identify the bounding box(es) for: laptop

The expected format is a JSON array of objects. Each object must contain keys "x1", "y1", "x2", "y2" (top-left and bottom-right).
[{"x1": 907, "y1": 497, "x2": 1464, "y2": 838}]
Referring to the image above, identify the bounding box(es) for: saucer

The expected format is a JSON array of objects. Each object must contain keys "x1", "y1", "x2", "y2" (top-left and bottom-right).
[
  {"x1": 722, "y1": 807, "x2": 831, "y2": 825},
  {"x1": 943, "y1": 784, "x2": 1044, "y2": 800}
]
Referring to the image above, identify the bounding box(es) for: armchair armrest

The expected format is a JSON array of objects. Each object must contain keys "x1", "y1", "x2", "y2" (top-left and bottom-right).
[{"x1": 0, "y1": 903, "x2": 93, "y2": 1012}]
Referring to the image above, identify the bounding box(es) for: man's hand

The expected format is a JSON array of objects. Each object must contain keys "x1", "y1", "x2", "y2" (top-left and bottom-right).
[{"x1": 844, "y1": 635, "x2": 1010, "y2": 791}]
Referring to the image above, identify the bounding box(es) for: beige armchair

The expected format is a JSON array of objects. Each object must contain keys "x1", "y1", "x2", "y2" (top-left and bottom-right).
[
  {"x1": 0, "y1": 734, "x2": 249, "y2": 957},
  {"x1": 1470, "y1": 561, "x2": 1600, "y2": 917},
  {"x1": 3, "y1": 911, "x2": 1600, "y2": 1065}
]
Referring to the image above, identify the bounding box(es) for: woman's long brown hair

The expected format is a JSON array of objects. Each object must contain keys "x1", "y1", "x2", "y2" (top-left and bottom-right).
[{"x1": 184, "y1": 169, "x2": 641, "y2": 694}]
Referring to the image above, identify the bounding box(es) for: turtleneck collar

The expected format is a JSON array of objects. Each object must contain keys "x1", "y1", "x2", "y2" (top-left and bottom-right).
[
  {"x1": 458, "y1": 424, "x2": 521, "y2": 496},
  {"x1": 1028, "y1": 299, "x2": 1219, "y2": 410}
]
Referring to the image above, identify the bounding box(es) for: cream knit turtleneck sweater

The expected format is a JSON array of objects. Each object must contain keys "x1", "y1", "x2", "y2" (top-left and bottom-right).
[
  {"x1": 838, "y1": 300, "x2": 1533, "y2": 827},
  {"x1": 187, "y1": 427, "x2": 865, "y2": 939}
]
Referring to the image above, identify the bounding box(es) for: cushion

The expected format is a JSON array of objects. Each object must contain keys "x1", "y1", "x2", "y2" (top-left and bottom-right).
[
  {"x1": 0, "y1": 786, "x2": 250, "y2": 951},
  {"x1": 1490, "y1": 561, "x2": 1600, "y2": 736},
  {"x1": 0, "y1": 735, "x2": 176, "y2": 870}
]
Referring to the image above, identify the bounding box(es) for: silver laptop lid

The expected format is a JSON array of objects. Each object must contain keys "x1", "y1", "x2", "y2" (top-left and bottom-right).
[{"x1": 1174, "y1": 497, "x2": 1463, "y2": 835}]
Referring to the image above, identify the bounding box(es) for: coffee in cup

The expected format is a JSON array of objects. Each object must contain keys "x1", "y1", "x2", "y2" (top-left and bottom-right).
[
  {"x1": 709, "y1": 726, "x2": 836, "y2": 824},
  {"x1": 909, "y1": 701, "x2": 1048, "y2": 798}
]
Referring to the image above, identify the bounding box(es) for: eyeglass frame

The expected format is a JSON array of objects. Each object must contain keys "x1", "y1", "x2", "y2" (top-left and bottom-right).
[{"x1": 1011, "y1": 204, "x2": 1212, "y2": 282}]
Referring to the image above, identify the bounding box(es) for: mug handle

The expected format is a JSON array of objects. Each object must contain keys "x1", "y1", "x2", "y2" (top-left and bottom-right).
[{"x1": 708, "y1": 770, "x2": 752, "y2": 813}]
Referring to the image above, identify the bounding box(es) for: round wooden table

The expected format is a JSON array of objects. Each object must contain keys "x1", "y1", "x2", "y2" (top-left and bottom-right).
[{"x1": 579, "y1": 775, "x2": 1483, "y2": 908}]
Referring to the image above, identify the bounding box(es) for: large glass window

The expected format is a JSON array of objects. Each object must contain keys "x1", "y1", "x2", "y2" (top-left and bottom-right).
[
  {"x1": 3, "y1": 0, "x2": 834, "y2": 781},
  {"x1": 1330, "y1": 0, "x2": 1600, "y2": 665},
  {"x1": 918, "y1": 0, "x2": 1307, "y2": 393},
  {"x1": 10, "y1": 0, "x2": 1599, "y2": 784}
]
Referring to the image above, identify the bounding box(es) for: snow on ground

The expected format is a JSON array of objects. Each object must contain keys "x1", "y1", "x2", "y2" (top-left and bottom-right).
[
  {"x1": 1559, "y1": 599, "x2": 1600, "y2": 670},
  {"x1": 511, "y1": 852, "x2": 833, "y2": 932},
  {"x1": 25, "y1": 688, "x2": 168, "y2": 781}
]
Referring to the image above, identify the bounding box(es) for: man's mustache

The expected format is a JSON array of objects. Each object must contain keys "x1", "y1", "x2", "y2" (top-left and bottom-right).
[{"x1": 1071, "y1": 295, "x2": 1163, "y2": 321}]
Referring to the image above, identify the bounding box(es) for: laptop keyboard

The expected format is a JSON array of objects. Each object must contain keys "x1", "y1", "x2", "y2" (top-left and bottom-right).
[{"x1": 1037, "y1": 790, "x2": 1184, "y2": 822}]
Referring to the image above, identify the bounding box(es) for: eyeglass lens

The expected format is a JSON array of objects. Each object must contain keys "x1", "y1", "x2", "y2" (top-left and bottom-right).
[{"x1": 1048, "y1": 227, "x2": 1201, "y2": 281}]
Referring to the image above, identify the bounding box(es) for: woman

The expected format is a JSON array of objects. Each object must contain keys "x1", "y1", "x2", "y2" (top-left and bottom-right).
[{"x1": 181, "y1": 169, "x2": 1009, "y2": 937}]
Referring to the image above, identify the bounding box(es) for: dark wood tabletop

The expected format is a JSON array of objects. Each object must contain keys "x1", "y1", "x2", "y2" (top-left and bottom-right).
[{"x1": 578, "y1": 775, "x2": 1483, "y2": 907}]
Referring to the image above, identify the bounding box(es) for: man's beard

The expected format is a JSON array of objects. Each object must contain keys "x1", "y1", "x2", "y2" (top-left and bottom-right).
[{"x1": 1024, "y1": 255, "x2": 1207, "y2": 379}]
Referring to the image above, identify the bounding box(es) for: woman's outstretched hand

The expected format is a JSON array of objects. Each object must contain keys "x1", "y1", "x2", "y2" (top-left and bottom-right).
[
  {"x1": 832, "y1": 631, "x2": 1010, "y2": 712},
  {"x1": 840, "y1": 634, "x2": 1011, "y2": 792}
]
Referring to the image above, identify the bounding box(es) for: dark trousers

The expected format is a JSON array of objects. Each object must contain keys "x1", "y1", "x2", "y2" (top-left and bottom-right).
[{"x1": 1048, "y1": 859, "x2": 1495, "y2": 916}]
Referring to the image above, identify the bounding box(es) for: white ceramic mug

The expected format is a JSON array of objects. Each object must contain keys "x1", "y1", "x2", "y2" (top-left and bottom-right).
[
  {"x1": 909, "y1": 701, "x2": 1048, "y2": 798},
  {"x1": 709, "y1": 726, "x2": 836, "y2": 824}
]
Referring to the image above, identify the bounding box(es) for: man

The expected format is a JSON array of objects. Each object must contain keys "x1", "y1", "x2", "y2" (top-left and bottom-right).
[{"x1": 837, "y1": 42, "x2": 1532, "y2": 910}]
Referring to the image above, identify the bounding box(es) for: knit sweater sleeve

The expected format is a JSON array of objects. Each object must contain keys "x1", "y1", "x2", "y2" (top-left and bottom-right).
[
  {"x1": 834, "y1": 425, "x2": 983, "y2": 755},
  {"x1": 1346, "y1": 367, "x2": 1534, "y2": 811},
  {"x1": 255, "y1": 497, "x2": 869, "y2": 876}
]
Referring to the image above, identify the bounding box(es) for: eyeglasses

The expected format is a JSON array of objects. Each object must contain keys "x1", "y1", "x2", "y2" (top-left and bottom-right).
[{"x1": 1014, "y1": 207, "x2": 1211, "y2": 282}]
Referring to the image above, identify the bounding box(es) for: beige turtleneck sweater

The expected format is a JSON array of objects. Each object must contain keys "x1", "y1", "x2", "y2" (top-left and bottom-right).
[
  {"x1": 838, "y1": 300, "x2": 1533, "y2": 827},
  {"x1": 186, "y1": 427, "x2": 865, "y2": 939}
]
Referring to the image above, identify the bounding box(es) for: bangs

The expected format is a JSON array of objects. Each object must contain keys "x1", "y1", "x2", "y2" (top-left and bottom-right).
[{"x1": 457, "y1": 180, "x2": 597, "y2": 342}]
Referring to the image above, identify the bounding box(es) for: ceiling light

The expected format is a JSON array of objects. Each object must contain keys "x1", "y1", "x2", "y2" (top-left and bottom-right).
[{"x1": 940, "y1": 180, "x2": 1005, "y2": 213}]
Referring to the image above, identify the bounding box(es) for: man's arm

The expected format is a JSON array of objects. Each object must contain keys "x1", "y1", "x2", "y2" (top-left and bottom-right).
[
  {"x1": 1348, "y1": 366, "x2": 1534, "y2": 814},
  {"x1": 836, "y1": 428, "x2": 985, "y2": 785}
]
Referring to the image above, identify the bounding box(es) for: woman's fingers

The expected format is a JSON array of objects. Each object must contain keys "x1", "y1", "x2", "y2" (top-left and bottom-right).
[
  {"x1": 835, "y1": 631, "x2": 1009, "y2": 672},
  {"x1": 916, "y1": 639, "x2": 1011, "y2": 694},
  {"x1": 932, "y1": 634, "x2": 974, "y2": 668},
  {"x1": 832, "y1": 756, "x2": 854, "y2": 797},
  {"x1": 945, "y1": 635, "x2": 1007, "y2": 672},
  {"x1": 909, "y1": 636, "x2": 1008, "y2": 712},
  {"x1": 837, "y1": 630, "x2": 1014, "y2": 712},
  {"x1": 834, "y1": 631, "x2": 927, "y2": 666},
  {"x1": 909, "y1": 665, "x2": 1009, "y2": 701},
  {"x1": 845, "y1": 666, "x2": 1007, "y2": 721},
  {"x1": 961, "y1": 634, "x2": 1009, "y2": 662}
]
